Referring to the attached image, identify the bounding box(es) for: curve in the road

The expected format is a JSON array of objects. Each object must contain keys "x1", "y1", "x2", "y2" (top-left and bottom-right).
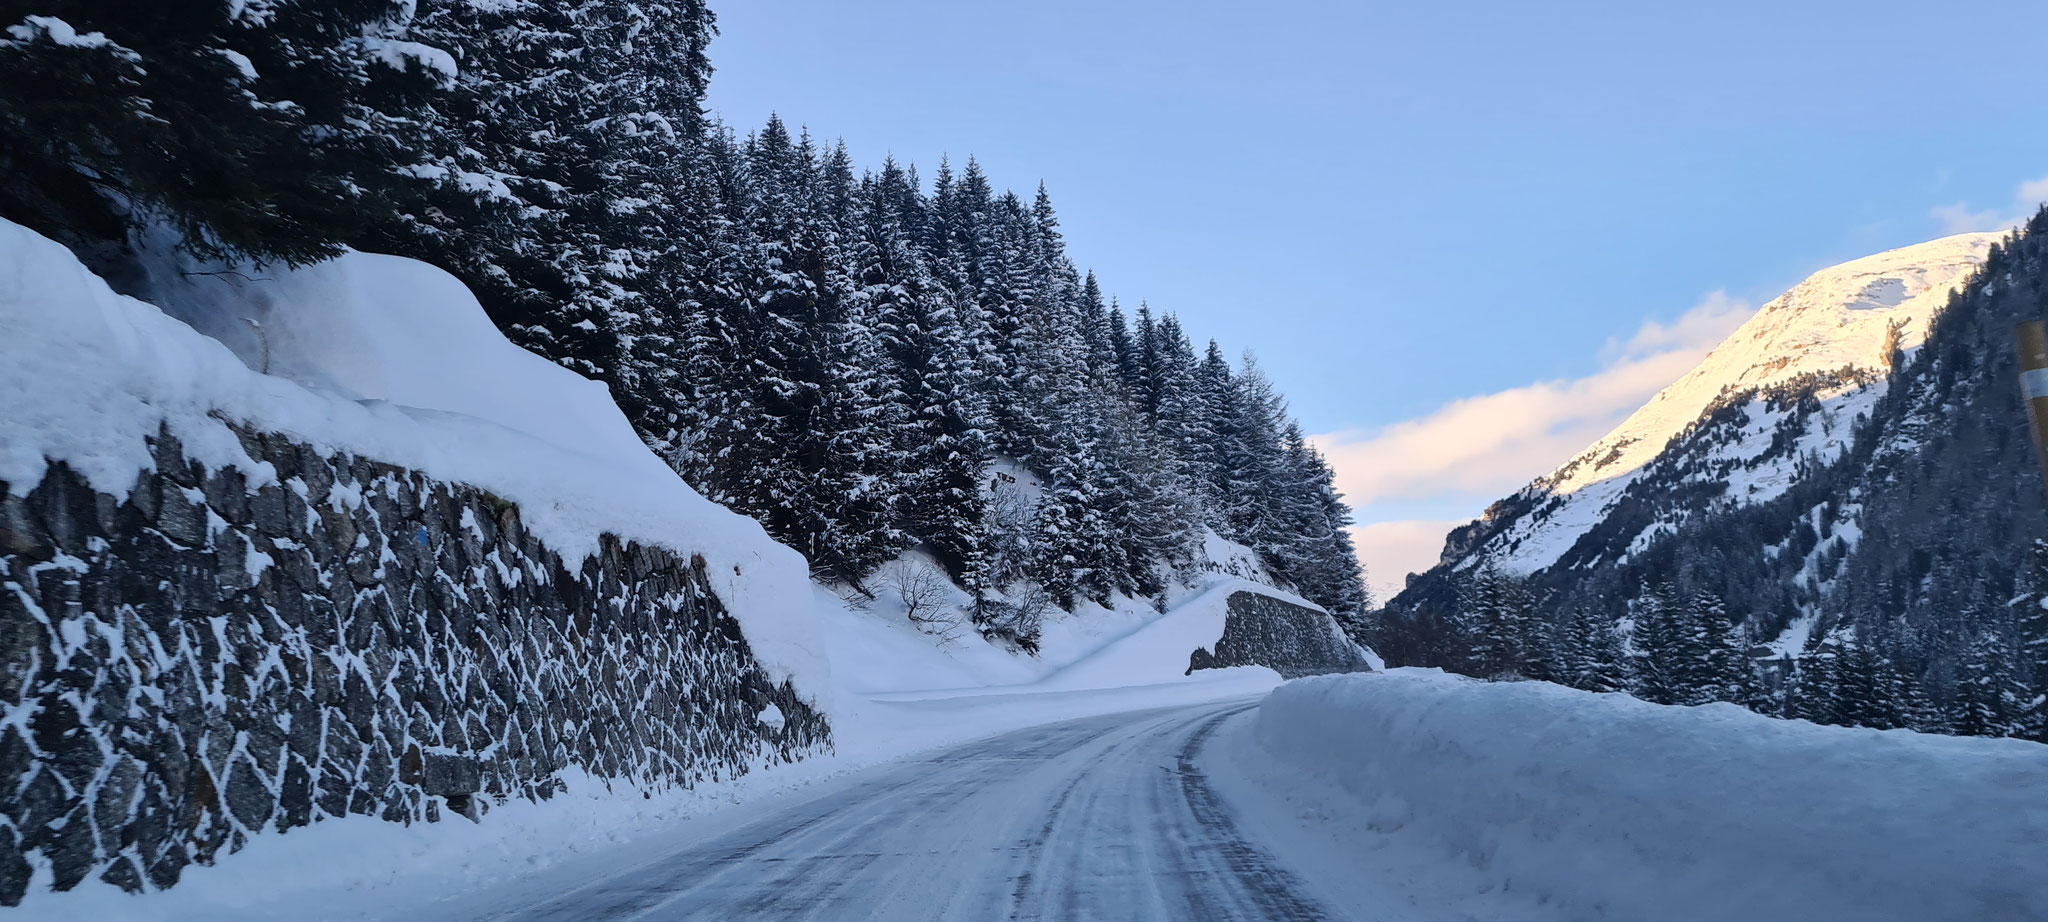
[{"x1": 461, "y1": 701, "x2": 1332, "y2": 921}]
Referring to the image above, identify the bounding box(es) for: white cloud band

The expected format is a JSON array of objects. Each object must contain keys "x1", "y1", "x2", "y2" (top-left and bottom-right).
[{"x1": 1313, "y1": 293, "x2": 1751, "y2": 592}]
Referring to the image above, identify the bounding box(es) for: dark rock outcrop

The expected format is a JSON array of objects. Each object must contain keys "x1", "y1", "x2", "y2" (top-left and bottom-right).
[
  {"x1": 0, "y1": 424, "x2": 829, "y2": 903},
  {"x1": 1187, "y1": 590, "x2": 1374, "y2": 679}
]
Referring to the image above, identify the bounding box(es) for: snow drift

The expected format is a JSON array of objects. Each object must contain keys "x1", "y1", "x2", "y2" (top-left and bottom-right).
[{"x1": 1253, "y1": 670, "x2": 2048, "y2": 921}]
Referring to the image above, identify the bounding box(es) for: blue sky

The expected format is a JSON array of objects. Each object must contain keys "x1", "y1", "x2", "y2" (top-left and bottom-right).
[{"x1": 704, "y1": 0, "x2": 2048, "y2": 593}]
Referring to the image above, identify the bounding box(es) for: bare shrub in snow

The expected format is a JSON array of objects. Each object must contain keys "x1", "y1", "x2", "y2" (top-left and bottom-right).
[
  {"x1": 877, "y1": 560, "x2": 964, "y2": 644},
  {"x1": 833, "y1": 582, "x2": 875, "y2": 613},
  {"x1": 975, "y1": 585, "x2": 1051, "y2": 654}
]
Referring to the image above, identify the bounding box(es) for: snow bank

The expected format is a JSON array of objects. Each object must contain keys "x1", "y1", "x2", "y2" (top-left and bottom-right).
[
  {"x1": 0, "y1": 219, "x2": 830, "y2": 701},
  {"x1": 1252, "y1": 670, "x2": 2048, "y2": 922}
]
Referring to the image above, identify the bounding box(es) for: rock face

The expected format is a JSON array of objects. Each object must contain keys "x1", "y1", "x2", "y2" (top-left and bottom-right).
[
  {"x1": 0, "y1": 424, "x2": 829, "y2": 904},
  {"x1": 1187, "y1": 591, "x2": 1374, "y2": 679}
]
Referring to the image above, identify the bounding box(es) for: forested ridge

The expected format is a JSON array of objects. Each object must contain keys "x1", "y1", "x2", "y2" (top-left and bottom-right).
[
  {"x1": 1375, "y1": 214, "x2": 2048, "y2": 742},
  {"x1": 0, "y1": 1, "x2": 1368, "y2": 646}
]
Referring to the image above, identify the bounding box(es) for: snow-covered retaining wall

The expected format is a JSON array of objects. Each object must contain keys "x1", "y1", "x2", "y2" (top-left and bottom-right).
[
  {"x1": 0, "y1": 427, "x2": 828, "y2": 903},
  {"x1": 0, "y1": 217, "x2": 841, "y2": 907},
  {"x1": 1188, "y1": 591, "x2": 1373, "y2": 678},
  {"x1": 1254, "y1": 670, "x2": 2048, "y2": 921}
]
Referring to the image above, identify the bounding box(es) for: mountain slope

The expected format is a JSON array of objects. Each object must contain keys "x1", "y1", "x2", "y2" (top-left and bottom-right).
[
  {"x1": 1378, "y1": 221, "x2": 2048, "y2": 738},
  {"x1": 1417, "y1": 232, "x2": 1998, "y2": 583}
]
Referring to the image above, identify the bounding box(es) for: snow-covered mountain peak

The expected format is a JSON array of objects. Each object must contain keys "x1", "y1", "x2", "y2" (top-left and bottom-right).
[
  {"x1": 1546, "y1": 232, "x2": 1997, "y2": 500},
  {"x1": 1431, "y1": 232, "x2": 1998, "y2": 580}
]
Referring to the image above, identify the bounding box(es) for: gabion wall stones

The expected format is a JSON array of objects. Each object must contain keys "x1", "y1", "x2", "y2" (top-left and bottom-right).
[
  {"x1": 0, "y1": 425, "x2": 830, "y2": 905},
  {"x1": 1188, "y1": 591, "x2": 1375, "y2": 679}
]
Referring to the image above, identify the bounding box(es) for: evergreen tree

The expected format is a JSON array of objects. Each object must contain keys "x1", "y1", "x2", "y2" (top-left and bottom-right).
[
  {"x1": 0, "y1": 0, "x2": 452, "y2": 265},
  {"x1": 1463, "y1": 564, "x2": 1530, "y2": 678},
  {"x1": 1631, "y1": 583, "x2": 1693, "y2": 705},
  {"x1": 1690, "y1": 589, "x2": 1753, "y2": 705},
  {"x1": 1952, "y1": 629, "x2": 2025, "y2": 738},
  {"x1": 2017, "y1": 541, "x2": 2048, "y2": 740},
  {"x1": 1216, "y1": 352, "x2": 1292, "y2": 560},
  {"x1": 1556, "y1": 605, "x2": 1629, "y2": 692},
  {"x1": 1274, "y1": 423, "x2": 1371, "y2": 631},
  {"x1": 3, "y1": 9, "x2": 1378, "y2": 641}
]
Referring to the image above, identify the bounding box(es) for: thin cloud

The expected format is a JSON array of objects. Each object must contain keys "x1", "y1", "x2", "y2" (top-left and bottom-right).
[
  {"x1": 1931, "y1": 201, "x2": 2010, "y2": 235},
  {"x1": 1314, "y1": 293, "x2": 1749, "y2": 512},
  {"x1": 1602, "y1": 290, "x2": 1752, "y2": 361},
  {"x1": 1930, "y1": 172, "x2": 2048, "y2": 234}
]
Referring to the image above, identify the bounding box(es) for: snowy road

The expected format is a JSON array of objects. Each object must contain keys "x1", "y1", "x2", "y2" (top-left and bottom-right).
[{"x1": 451, "y1": 700, "x2": 1331, "y2": 921}]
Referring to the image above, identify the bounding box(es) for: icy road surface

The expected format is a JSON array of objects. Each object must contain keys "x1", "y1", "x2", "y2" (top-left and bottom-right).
[{"x1": 453, "y1": 700, "x2": 1330, "y2": 921}]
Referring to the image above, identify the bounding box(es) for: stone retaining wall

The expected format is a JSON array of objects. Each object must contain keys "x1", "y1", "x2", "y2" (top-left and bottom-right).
[{"x1": 0, "y1": 425, "x2": 829, "y2": 904}]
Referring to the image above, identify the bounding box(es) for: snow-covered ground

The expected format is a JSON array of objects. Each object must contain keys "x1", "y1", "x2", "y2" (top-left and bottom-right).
[{"x1": 1229, "y1": 669, "x2": 2048, "y2": 922}]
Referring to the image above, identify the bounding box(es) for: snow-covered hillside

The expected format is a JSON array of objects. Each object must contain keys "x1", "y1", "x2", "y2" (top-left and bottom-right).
[
  {"x1": 0, "y1": 217, "x2": 837, "y2": 697},
  {"x1": 2, "y1": 214, "x2": 1384, "y2": 912},
  {"x1": 0, "y1": 215, "x2": 1367, "y2": 714},
  {"x1": 1432, "y1": 232, "x2": 1998, "y2": 578}
]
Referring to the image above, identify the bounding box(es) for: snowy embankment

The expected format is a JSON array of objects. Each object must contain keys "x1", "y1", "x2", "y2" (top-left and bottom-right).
[
  {"x1": 0, "y1": 218, "x2": 829, "y2": 699},
  {"x1": 1226, "y1": 670, "x2": 2048, "y2": 922}
]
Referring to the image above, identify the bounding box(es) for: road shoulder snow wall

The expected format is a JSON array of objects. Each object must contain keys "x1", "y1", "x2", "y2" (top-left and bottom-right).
[{"x1": 1254, "y1": 670, "x2": 2048, "y2": 922}]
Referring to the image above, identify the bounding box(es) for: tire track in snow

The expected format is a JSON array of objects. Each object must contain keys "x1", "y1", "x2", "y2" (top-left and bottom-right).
[{"x1": 449, "y1": 700, "x2": 1333, "y2": 921}]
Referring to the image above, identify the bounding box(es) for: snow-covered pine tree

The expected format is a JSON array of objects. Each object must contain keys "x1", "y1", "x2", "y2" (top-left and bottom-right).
[
  {"x1": 1151, "y1": 315, "x2": 1218, "y2": 518},
  {"x1": 859, "y1": 159, "x2": 992, "y2": 585},
  {"x1": 1630, "y1": 583, "x2": 1692, "y2": 705},
  {"x1": 1131, "y1": 303, "x2": 1163, "y2": 417},
  {"x1": 1462, "y1": 564, "x2": 1530, "y2": 679},
  {"x1": 1273, "y1": 422, "x2": 1370, "y2": 631},
  {"x1": 1690, "y1": 589, "x2": 1754, "y2": 705},
  {"x1": 2017, "y1": 540, "x2": 2048, "y2": 740},
  {"x1": 1220, "y1": 353, "x2": 1293, "y2": 563},
  {"x1": 1831, "y1": 638, "x2": 1912, "y2": 730},
  {"x1": 0, "y1": 0, "x2": 452, "y2": 266},
  {"x1": 1788, "y1": 645, "x2": 1842, "y2": 725},
  {"x1": 1556, "y1": 605, "x2": 1629, "y2": 692},
  {"x1": 795, "y1": 145, "x2": 913, "y2": 582},
  {"x1": 1951, "y1": 628, "x2": 2025, "y2": 738}
]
